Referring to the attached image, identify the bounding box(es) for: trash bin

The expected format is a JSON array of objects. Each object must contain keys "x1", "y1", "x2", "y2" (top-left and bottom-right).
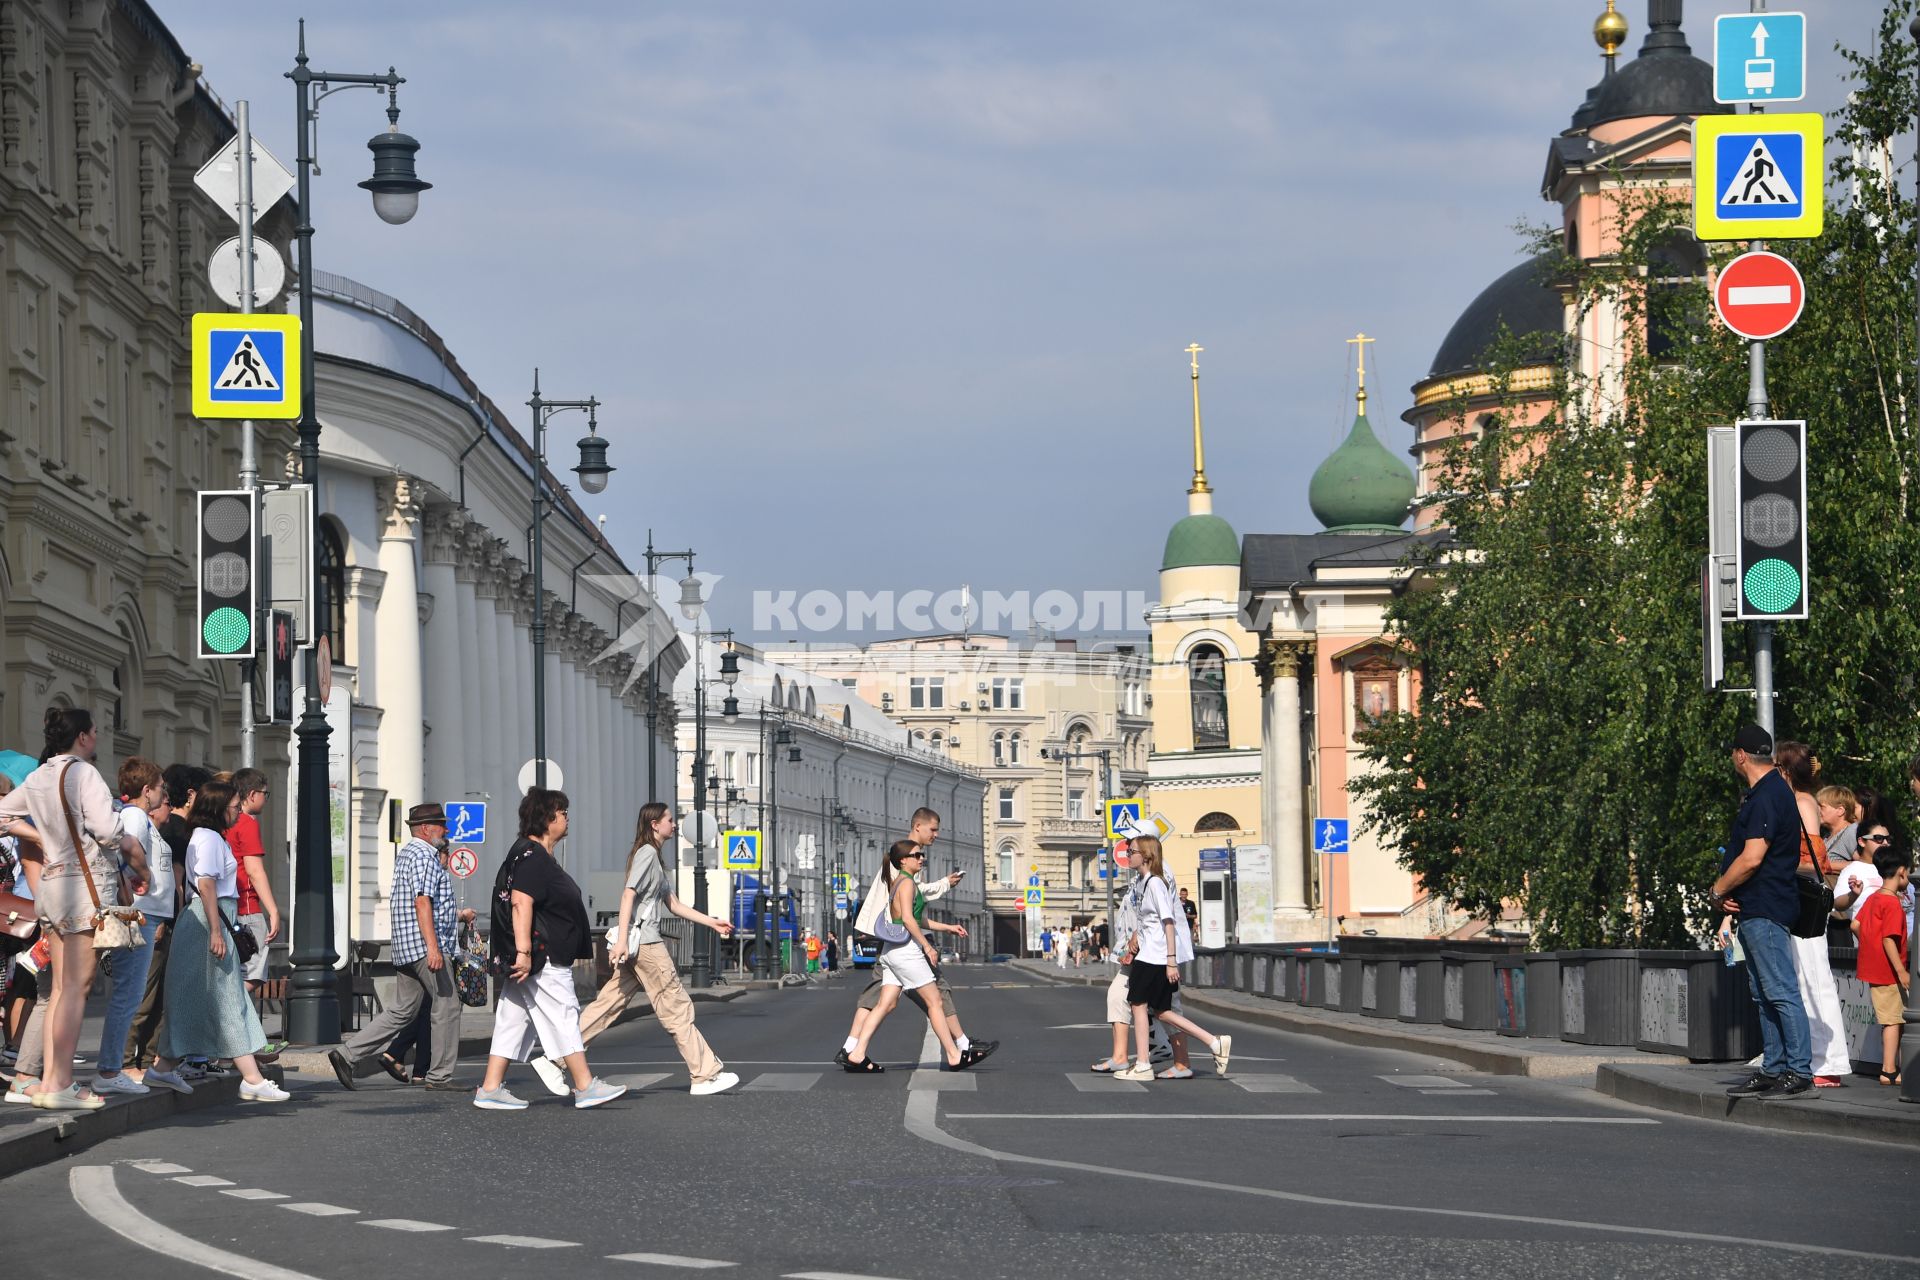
[
  {"x1": 1635, "y1": 950, "x2": 1761, "y2": 1061},
  {"x1": 1361, "y1": 957, "x2": 1402, "y2": 1019},
  {"x1": 1397, "y1": 953, "x2": 1444, "y2": 1023},
  {"x1": 1442, "y1": 951, "x2": 1498, "y2": 1030},
  {"x1": 1559, "y1": 949, "x2": 1640, "y2": 1046}
]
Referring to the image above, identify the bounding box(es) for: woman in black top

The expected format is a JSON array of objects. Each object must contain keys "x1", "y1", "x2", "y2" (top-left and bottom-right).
[{"x1": 473, "y1": 789, "x2": 625, "y2": 1111}]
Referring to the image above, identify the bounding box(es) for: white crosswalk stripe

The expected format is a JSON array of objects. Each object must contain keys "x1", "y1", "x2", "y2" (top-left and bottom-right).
[
  {"x1": 1068, "y1": 1074, "x2": 1145, "y2": 1094},
  {"x1": 608, "y1": 1073, "x2": 672, "y2": 1092},
  {"x1": 220, "y1": 1189, "x2": 289, "y2": 1201},
  {"x1": 1380, "y1": 1075, "x2": 1472, "y2": 1089},
  {"x1": 467, "y1": 1235, "x2": 578, "y2": 1249},
  {"x1": 172, "y1": 1175, "x2": 234, "y2": 1187},
  {"x1": 363, "y1": 1220, "x2": 457, "y2": 1232},
  {"x1": 129, "y1": 1161, "x2": 192, "y2": 1175},
  {"x1": 1230, "y1": 1075, "x2": 1319, "y2": 1094},
  {"x1": 281, "y1": 1203, "x2": 358, "y2": 1217},
  {"x1": 907, "y1": 1072, "x2": 976, "y2": 1091},
  {"x1": 609, "y1": 1253, "x2": 738, "y2": 1268},
  {"x1": 741, "y1": 1072, "x2": 822, "y2": 1092}
]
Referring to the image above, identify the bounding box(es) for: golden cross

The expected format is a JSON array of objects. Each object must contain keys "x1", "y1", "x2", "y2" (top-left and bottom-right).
[
  {"x1": 1346, "y1": 332, "x2": 1375, "y2": 405},
  {"x1": 1186, "y1": 343, "x2": 1204, "y2": 377},
  {"x1": 1185, "y1": 343, "x2": 1209, "y2": 494}
]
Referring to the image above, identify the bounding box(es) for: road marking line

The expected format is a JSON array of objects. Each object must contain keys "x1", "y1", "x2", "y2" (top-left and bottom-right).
[
  {"x1": 1425, "y1": 1088, "x2": 1497, "y2": 1096},
  {"x1": 172, "y1": 1175, "x2": 235, "y2": 1187},
  {"x1": 363, "y1": 1219, "x2": 457, "y2": 1232},
  {"x1": 69, "y1": 1166, "x2": 328, "y2": 1280},
  {"x1": 783, "y1": 1272, "x2": 909, "y2": 1280},
  {"x1": 608, "y1": 1252, "x2": 739, "y2": 1268},
  {"x1": 609, "y1": 1073, "x2": 672, "y2": 1091},
  {"x1": 741, "y1": 1072, "x2": 820, "y2": 1092},
  {"x1": 1230, "y1": 1075, "x2": 1318, "y2": 1094},
  {"x1": 1381, "y1": 1075, "x2": 1468, "y2": 1088},
  {"x1": 281, "y1": 1202, "x2": 359, "y2": 1216},
  {"x1": 947, "y1": 1112, "x2": 1656, "y2": 1122},
  {"x1": 467, "y1": 1234, "x2": 580, "y2": 1248},
  {"x1": 905, "y1": 1094, "x2": 1914, "y2": 1261},
  {"x1": 127, "y1": 1161, "x2": 192, "y2": 1175},
  {"x1": 908, "y1": 1072, "x2": 976, "y2": 1091},
  {"x1": 1067, "y1": 1074, "x2": 1145, "y2": 1093},
  {"x1": 220, "y1": 1189, "x2": 289, "y2": 1201}
]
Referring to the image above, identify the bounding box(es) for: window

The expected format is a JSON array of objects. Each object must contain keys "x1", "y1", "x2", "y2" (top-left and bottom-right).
[
  {"x1": 998, "y1": 787, "x2": 1017, "y2": 821},
  {"x1": 1195, "y1": 811, "x2": 1240, "y2": 833},
  {"x1": 930, "y1": 731, "x2": 944, "y2": 751},
  {"x1": 746, "y1": 753, "x2": 760, "y2": 787},
  {"x1": 992, "y1": 731, "x2": 1006, "y2": 765},
  {"x1": 912, "y1": 730, "x2": 927, "y2": 747},
  {"x1": 839, "y1": 678, "x2": 858, "y2": 690},
  {"x1": 992, "y1": 676, "x2": 1024, "y2": 709},
  {"x1": 1008, "y1": 732, "x2": 1023, "y2": 765},
  {"x1": 909, "y1": 676, "x2": 945, "y2": 709},
  {"x1": 998, "y1": 844, "x2": 1016, "y2": 887},
  {"x1": 318, "y1": 519, "x2": 348, "y2": 665},
  {"x1": 1188, "y1": 644, "x2": 1229, "y2": 750},
  {"x1": 723, "y1": 751, "x2": 737, "y2": 782},
  {"x1": 1647, "y1": 232, "x2": 1706, "y2": 362},
  {"x1": 1068, "y1": 788, "x2": 1086, "y2": 821}
]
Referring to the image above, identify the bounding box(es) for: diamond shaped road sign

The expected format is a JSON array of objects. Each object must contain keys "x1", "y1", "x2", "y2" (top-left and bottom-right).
[{"x1": 194, "y1": 135, "x2": 295, "y2": 228}]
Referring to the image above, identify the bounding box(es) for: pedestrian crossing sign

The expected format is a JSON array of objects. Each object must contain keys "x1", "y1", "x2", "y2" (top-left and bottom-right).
[
  {"x1": 192, "y1": 312, "x2": 301, "y2": 419},
  {"x1": 722, "y1": 829, "x2": 761, "y2": 872},
  {"x1": 1025, "y1": 886, "x2": 1044, "y2": 908},
  {"x1": 1692, "y1": 114, "x2": 1823, "y2": 241},
  {"x1": 1104, "y1": 797, "x2": 1144, "y2": 841}
]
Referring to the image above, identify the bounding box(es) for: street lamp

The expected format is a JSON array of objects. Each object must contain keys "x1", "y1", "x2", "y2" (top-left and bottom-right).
[
  {"x1": 527, "y1": 370, "x2": 605, "y2": 792},
  {"x1": 1040, "y1": 743, "x2": 1119, "y2": 946},
  {"x1": 286, "y1": 21, "x2": 431, "y2": 1044}
]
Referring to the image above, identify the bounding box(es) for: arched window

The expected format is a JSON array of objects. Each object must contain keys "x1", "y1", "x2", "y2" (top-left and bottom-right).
[
  {"x1": 992, "y1": 731, "x2": 1006, "y2": 765},
  {"x1": 1648, "y1": 232, "x2": 1707, "y2": 362},
  {"x1": 1194, "y1": 811, "x2": 1241, "y2": 833},
  {"x1": 1008, "y1": 732, "x2": 1023, "y2": 765},
  {"x1": 997, "y1": 842, "x2": 1017, "y2": 887},
  {"x1": 317, "y1": 518, "x2": 348, "y2": 665},
  {"x1": 930, "y1": 730, "x2": 944, "y2": 751},
  {"x1": 912, "y1": 730, "x2": 927, "y2": 747},
  {"x1": 1188, "y1": 643, "x2": 1229, "y2": 749}
]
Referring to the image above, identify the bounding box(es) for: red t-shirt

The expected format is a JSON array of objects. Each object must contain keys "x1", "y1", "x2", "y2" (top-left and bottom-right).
[
  {"x1": 1855, "y1": 891, "x2": 1909, "y2": 986},
  {"x1": 227, "y1": 813, "x2": 265, "y2": 916}
]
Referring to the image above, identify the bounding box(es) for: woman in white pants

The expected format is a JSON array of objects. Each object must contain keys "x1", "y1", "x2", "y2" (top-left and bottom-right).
[
  {"x1": 475, "y1": 788, "x2": 625, "y2": 1111},
  {"x1": 1775, "y1": 742, "x2": 1853, "y2": 1086}
]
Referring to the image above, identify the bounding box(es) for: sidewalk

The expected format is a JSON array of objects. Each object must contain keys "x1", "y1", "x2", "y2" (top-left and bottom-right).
[{"x1": 1009, "y1": 959, "x2": 1920, "y2": 1147}]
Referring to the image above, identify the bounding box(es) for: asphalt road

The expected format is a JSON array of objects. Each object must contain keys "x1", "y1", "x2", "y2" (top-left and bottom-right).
[{"x1": 8, "y1": 966, "x2": 1920, "y2": 1280}]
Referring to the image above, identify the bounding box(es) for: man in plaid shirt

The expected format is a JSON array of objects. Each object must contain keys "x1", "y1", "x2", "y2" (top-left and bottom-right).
[{"x1": 328, "y1": 805, "x2": 470, "y2": 1091}]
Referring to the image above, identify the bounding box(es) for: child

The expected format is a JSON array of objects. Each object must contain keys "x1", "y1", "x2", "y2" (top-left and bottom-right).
[{"x1": 1854, "y1": 849, "x2": 1911, "y2": 1086}]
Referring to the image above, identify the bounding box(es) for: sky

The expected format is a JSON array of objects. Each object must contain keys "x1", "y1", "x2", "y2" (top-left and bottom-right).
[{"x1": 163, "y1": 1, "x2": 1882, "y2": 641}]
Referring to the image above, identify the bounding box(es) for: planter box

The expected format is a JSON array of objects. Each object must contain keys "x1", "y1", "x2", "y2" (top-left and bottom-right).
[
  {"x1": 1442, "y1": 950, "x2": 1498, "y2": 1030},
  {"x1": 1338, "y1": 956, "x2": 1365, "y2": 1013},
  {"x1": 1523, "y1": 954, "x2": 1563, "y2": 1039},
  {"x1": 1321, "y1": 956, "x2": 1345, "y2": 1010},
  {"x1": 1493, "y1": 956, "x2": 1527, "y2": 1037},
  {"x1": 1305, "y1": 956, "x2": 1329, "y2": 1007},
  {"x1": 1559, "y1": 949, "x2": 1640, "y2": 1046},
  {"x1": 1636, "y1": 950, "x2": 1761, "y2": 1061},
  {"x1": 1397, "y1": 953, "x2": 1445, "y2": 1023},
  {"x1": 1361, "y1": 957, "x2": 1402, "y2": 1019}
]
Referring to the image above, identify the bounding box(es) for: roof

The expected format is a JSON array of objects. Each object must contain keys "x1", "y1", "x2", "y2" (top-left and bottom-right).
[
  {"x1": 1240, "y1": 530, "x2": 1450, "y2": 594},
  {"x1": 1162, "y1": 512, "x2": 1241, "y2": 571},
  {"x1": 1576, "y1": 2, "x2": 1726, "y2": 132},
  {"x1": 1425, "y1": 254, "x2": 1565, "y2": 382},
  {"x1": 1307, "y1": 409, "x2": 1416, "y2": 533}
]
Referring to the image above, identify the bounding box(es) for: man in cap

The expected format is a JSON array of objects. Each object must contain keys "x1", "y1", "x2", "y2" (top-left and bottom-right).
[
  {"x1": 1711, "y1": 724, "x2": 1816, "y2": 1100},
  {"x1": 329, "y1": 803, "x2": 471, "y2": 1091}
]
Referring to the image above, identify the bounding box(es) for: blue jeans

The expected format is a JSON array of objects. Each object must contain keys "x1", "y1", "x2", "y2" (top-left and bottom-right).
[
  {"x1": 1738, "y1": 916, "x2": 1811, "y2": 1078},
  {"x1": 97, "y1": 918, "x2": 162, "y2": 1074}
]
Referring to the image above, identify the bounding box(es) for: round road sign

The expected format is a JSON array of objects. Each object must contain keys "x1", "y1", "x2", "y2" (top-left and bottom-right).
[
  {"x1": 1714, "y1": 250, "x2": 1805, "y2": 341},
  {"x1": 517, "y1": 757, "x2": 564, "y2": 794},
  {"x1": 449, "y1": 847, "x2": 478, "y2": 879},
  {"x1": 208, "y1": 236, "x2": 288, "y2": 309}
]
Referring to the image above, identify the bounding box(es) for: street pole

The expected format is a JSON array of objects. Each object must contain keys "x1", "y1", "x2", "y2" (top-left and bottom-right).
[
  {"x1": 235, "y1": 99, "x2": 259, "y2": 768},
  {"x1": 1745, "y1": 0, "x2": 1776, "y2": 737},
  {"x1": 1902, "y1": 10, "x2": 1920, "y2": 1107},
  {"x1": 526, "y1": 373, "x2": 601, "y2": 793},
  {"x1": 690, "y1": 616, "x2": 711, "y2": 989}
]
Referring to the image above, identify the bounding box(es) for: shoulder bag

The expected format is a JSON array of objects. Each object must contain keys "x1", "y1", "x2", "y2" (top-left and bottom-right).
[
  {"x1": 871, "y1": 874, "x2": 910, "y2": 945},
  {"x1": 218, "y1": 908, "x2": 260, "y2": 963},
  {"x1": 59, "y1": 762, "x2": 144, "y2": 951},
  {"x1": 1789, "y1": 807, "x2": 1836, "y2": 940}
]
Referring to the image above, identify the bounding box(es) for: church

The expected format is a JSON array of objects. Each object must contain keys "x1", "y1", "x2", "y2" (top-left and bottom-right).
[{"x1": 1145, "y1": 0, "x2": 1722, "y2": 940}]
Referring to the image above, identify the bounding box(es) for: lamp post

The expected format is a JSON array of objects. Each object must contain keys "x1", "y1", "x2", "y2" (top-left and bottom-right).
[
  {"x1": 527, "y1": 370, "x2": 610, "y2": 792},
  {"x1": 1040, "y1": 744, "x2": 1118, "y2": 946},
  {"x1": 285, "y1": 22, "x2": 431, "y2": 1044},
  {"x1": 1905, "y1": 9, "x2": 1920, "y2": 1107}
]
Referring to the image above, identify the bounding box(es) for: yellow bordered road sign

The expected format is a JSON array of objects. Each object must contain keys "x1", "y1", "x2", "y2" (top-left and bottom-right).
[
  {"x1": 1692, "y1": 113, "x2": 1824, "y2": 241},
  {"x1": 722, "y1": 829, "x2": 762, "y2": 872},
  {"x1": 192, "y1": 312, "x2": 301, "y2": 419},
  {"x1": 1104, "y1": 797, "x2": 1144, "y2": 841}
]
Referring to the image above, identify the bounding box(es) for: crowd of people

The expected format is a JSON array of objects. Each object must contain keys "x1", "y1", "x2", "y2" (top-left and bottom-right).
[
  {"x1": 0, "y1": 708, "x2": 291, "y2": 1109},
  {"x1": 1712, "y1": 724, "x2": 1915, "y2": 1098}
]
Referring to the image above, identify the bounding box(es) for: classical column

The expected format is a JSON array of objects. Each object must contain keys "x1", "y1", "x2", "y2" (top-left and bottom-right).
[
  {"x1": 374, "y1": 478, "x2": 426, "y2": 904},
  {"x1": 420, "y1": 506, "x2": 468, "y2": 811},
  {"x1": 451, "y1": 525, "x2": 487, "y2": 811},
  {"x1": 1267, "y1": 640, "x2": 1310, "y2": 915}
]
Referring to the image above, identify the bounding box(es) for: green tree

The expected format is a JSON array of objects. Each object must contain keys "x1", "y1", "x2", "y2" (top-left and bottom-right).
[{"x1": 1354, "y1": 5, "x2": 1920, "y2": 948}]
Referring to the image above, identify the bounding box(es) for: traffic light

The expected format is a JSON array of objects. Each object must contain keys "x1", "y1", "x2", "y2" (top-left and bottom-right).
[
  {"x1": 1735, "y1": 420, "x2": 1808, "y2": 621},
  {"x1": 197, "y1": 489, "x2": 257, "y2": 659}
]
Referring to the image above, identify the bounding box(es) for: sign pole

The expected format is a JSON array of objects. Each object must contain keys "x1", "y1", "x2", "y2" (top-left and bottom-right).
[
  {"x1": 1744, "y1": 4, "x2": 1776, "y2": 736},
  {"x1": 235, "y1": 100, "x2": 260, "y2": 768}
]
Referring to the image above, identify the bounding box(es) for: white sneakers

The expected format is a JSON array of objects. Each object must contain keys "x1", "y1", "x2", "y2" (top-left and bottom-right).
[
  {"x1": 1211, "y1": 1035, "x2": 1232, "y2": 1076},
  {"x1": 528, "y1": 1055, "x2": 569, "y2": 1096},
  {"x1": 239, "y1": 1078, "x2": 290, "y2": 1103},
  {"x1": 1113, "y1": 1062, "x2": 1155, "y2": 1082},
  {"x1": 92, "y1": 1073, "x2": 150, "y2": 1096},
  {"x1": 690, "y1": 1071, "x2": 739, "y2": 1097},
  {"x1": 473, "y1": 1086, "x2": 528, "y2": 1110}
]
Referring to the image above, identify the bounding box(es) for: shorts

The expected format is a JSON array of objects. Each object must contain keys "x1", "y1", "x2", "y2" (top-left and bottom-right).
[
  {"x1": 1127, "y1": 959, "x2": 1178, "y2": 1015},
  {"x1": 1105, "y1": 971, "x2": 1131, "y2": 1023},
  {"x1": 858, "y1": 973, "x2": 959, "y2": 1017},
  {"x1": 237, "y1": 913, "x2": 269, "y2": 983},
  {"x1": 877, "y1": 943, "x2": 937, "y2": 991},
  {"x1": 1871, "y1": 984, "x2": 1908, "y2": 1026}
]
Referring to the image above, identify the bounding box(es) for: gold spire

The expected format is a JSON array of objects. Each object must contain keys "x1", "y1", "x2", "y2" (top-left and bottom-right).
[
  {"x1": 1593, "y1": 0, "x2": 1628, "y2": 58},
  {"x1": 1185, "y1": 342, "x2": 1211, "y2": 498},
  {"x1": 1346, "y1": 332, "x2": 1376, "y2": 412}
]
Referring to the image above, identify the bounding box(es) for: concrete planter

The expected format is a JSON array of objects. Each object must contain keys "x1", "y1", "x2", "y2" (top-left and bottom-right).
[
  {"x1": 1635, "y1": 950, "x2": 1761, "y2": 1061},
  {"x1": 1559, "y1": 949, "x2": 1641, "y2": 1046},
  {"x1": 1442, "y1": 950, "x2": 1498, "y2": 1030},
  {"x1": 1337, "y1": 955, "x2": 1366, "y2": 1013},
  {"x1": 1361, "y1": 957, "x2": 1402, "y2": 1019},
  {"x1": 1396, "y1": 953, "x2": 1445, "y2": 1023},
  {"x1": 1523, "y1": 953, "x2": 1563, "y2": 1039}
]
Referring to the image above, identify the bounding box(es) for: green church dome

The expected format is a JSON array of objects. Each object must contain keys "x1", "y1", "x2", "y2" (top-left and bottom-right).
[
  {"x1": 1308, "y1": 408, "x2": 1416, "y2": 533},
  {"x1": 1162, "y1": 512, "x2": 1240, "y2": 570}
]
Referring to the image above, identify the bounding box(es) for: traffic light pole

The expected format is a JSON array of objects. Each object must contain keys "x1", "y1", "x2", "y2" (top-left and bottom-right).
[
  {"x1": 235, "y1": 99, "x2": 260, "y2": 768},
  {"x1": 1746, "y1": 327, "x2": 1774, "y2": 736}
]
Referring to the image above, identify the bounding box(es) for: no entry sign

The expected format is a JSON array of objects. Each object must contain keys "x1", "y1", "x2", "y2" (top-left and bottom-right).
[{"x1": 1714, "y1": 250, "x2": 1805, "y2": 341}]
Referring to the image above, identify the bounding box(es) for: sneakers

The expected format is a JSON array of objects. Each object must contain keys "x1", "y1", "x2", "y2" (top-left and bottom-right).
[
  {"x1": 1726, "y1": 1071, "x2": 1779, "y2": 1098},
  {"x1": 326, "y1": 1050, "x2": 357, "y2": 1091},
  {"x1": 528, "y1": 1055, "x2": 569, "y2": 1097},
  {"x1": 142, "y1": 1069, "x2": 193, "y2": 1096},
  {"x1": 1760, "y1": 1073, "x2": 1817, "y2": 1101},
  {"x1": 239, "y1": 1078, "x2": 290, "y2": 1103},
  {"x1": 473, "y1": 1085, "x2": 528, "y2": 1111},
  {"x1": 1210, "y1": 1035, "x2": 1232, "y2": 1076},
  {"x1": 32, "y1": 1084, "x2": 105, "y2": 1111},
  {"x1": 690, "y1": 1071, "x2": 739, "y2": 1097},
  {"x1": 1157, "y1": 1065, "x2": 1195, "y2": 1080},
  {"x1": 1114, "y1": 1062, "x2": 1155, "y2": 1082},
  {"x1": 91, "y1": 1072, "x2": 150, "y2": 1097},
  {"x1": 572, "y1": 1078, "x2": 628, "y2": 1109}
]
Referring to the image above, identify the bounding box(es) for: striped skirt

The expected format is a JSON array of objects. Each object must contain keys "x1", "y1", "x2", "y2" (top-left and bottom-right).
[{"x1": 160, "y1": 896, "x2": 266, "y2": 1061}]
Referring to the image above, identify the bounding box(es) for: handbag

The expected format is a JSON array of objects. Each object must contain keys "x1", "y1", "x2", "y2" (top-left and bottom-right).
[
  {"x1": 871, "y1": 874, "x2": 911, "y2": 945},
  {"x1": 453, "y1": 921, "x2": 489, "y2": 1007},
  {"x1": 59, "y1": 763, "x2": 144, "y2": 952},
  {"x1": 219, "y1": 910, "x2": 261, "y2": 963},
  {"x1": 0, "y1": 891, "x2": 38, "y2": 954},
  {"x1": 1790, "y1": 809, "x2": 1836, "y2": 940}
]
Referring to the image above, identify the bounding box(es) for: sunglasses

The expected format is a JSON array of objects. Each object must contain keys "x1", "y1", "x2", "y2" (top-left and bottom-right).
[{"x1": 1862, "y1": 833, "x2": 1891, "y2": 844}]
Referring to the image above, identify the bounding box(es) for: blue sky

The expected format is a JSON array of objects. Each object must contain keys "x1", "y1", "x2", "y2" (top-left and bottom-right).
[{"x1": 165, "y1": 2, "x2": 1879, "y2": 638}]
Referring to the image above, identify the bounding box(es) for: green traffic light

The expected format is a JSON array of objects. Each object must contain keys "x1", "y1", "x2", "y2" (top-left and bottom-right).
[
  {"x1": 203, "y1": 607, "x2": 252, "y2": 654},
  {"x1": 1743, "y1": 559, "x2": 1801, "y2": 614}
]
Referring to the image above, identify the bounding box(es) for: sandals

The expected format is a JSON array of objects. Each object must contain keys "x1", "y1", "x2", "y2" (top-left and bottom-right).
[
  {"x1": 1879, "y1": 1071, "x2": 1904, "y2": 1086},
  {"x1": 942, "y1": 1048, "x2": 980, "y2": 1073},
  {"x1": 377, "y1": 1053, "x2": 410, "y2": 1084},
  {"x1": 842, "y1": 1057, "x2": 884, "y2": 1074},
  {"x1": 1090, "y1": 1058, "x2": 1126, "y2": 1074}
]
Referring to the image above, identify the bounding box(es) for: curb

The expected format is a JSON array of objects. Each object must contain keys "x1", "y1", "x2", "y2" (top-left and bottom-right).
[
  {"x1": 1595, "y1": 1064, "x2": 1920, "y2": 1148},
  {"x1": 0, "y1": 1073, "x2": 262, "y2": 1181}
]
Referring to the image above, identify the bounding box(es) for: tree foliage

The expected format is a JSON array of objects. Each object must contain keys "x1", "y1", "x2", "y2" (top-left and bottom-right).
[{"x1": 1353, "y1": 6, "x2": 1920, "y2": 948}]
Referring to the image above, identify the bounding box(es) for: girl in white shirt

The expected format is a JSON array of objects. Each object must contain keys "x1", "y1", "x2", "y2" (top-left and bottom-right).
[{"x1": 1115, "y1": 836, "x2": 1232, "y2": 1082}]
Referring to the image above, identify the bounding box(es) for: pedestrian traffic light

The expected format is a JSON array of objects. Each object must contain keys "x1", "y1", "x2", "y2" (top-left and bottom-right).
[
  {"x1": 197, "y1": 489, "x2": 257, "y2": 659},
  {"x1": 1734, "y1": 420, "x2": 1808, "y2": 621}
]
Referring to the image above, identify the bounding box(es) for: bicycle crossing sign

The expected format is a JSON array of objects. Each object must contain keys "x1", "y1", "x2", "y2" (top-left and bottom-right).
[
  {"x1": 1692, "y1": 114, "x2": 1824, "y2": 241},
  {"x1": 722, "y1": 829, "x2": 762, "y2": 871},
  {"x1": 444, "y1": 802, "x2": 487, "y2": 845},
  {"x1": 191, "y1": 312, "x2": 301, "y2": 419}
]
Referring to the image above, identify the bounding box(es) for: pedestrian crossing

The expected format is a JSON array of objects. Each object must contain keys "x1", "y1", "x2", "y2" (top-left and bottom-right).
[{"x1": 599, "y1": 1067, "x2": 1499, "y2": 1098}]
